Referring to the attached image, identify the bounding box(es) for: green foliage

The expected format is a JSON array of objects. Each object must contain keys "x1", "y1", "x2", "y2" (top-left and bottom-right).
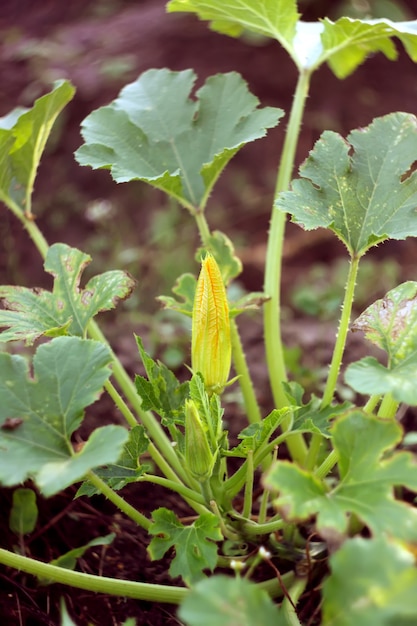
[
  {"x1": 167, "y1": 0, "x2": 417, "y2": 76},
  {"x1": 346, "y1": 282, "x2": 417, "y2": 403},
  {"x1": 178, "y1": 575, "x2": 286, "y2": 626},
  {"x1": 49, "y1": 534, "x2": 115, "y2": 572},
  {"x1": 265, "y1": 411, "x2": 417, "y2": 541},
  {"x1": 148, "y1": 508, "x2": 222, "y2": 584},
  {"x1": 0, "y1": 243, "x2": 136, "y2": 344},
  {"x1": 76, "y1": 425, "x2": 150, "y2": 496},
  {"x1": 322, "y1": 536, "x2": 417, "y2": 626},
  {"x1": 135, "y1": 336, "x2": 189, "y2": 427},
  {"x1": 0, "y1": 80, "x2": 75, "y2": 216},
  {"x1": 277, "y1": 113, "x2": 417, "y2": 257},
  {"x1": 75, "y1": 69, "x2": 283, "y2": 211},
  {"x1": 0, "y1": 337, "x2": 128, "y2": 496},
  {"x1": 2, "y1": 0, "x2": 417, "y2": 622},
  {"x1": 9, "y1": 488, "x2": 38, "y2": 535}
]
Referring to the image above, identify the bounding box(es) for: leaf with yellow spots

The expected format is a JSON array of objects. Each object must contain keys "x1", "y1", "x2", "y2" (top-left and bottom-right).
[
  {"x1": 276, "y1": 113, "x2": 417, "y2": 257},
  {"x1": 346, "y1": 281, "x2": 417, "y2": 404},
  {"x1": 0, "y1": 243, "x2": 136, "y2": 344},
  {"x1": 0, "y1": 336, "x2": 128, "y2": 496}
]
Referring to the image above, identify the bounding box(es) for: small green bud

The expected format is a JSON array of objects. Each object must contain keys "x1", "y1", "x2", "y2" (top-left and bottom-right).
[
  {"x1": 192, "y1": 254, "x2": 231, "y2": 395},
  {"x1": 184, "y1": 399, "x2": 215, "y2": 482}
]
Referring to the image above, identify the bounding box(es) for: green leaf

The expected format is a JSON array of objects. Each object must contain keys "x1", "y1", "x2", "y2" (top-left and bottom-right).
[
  {"x1": 228, "y1": 408, "x2": 288, "y2": 458},
  {"x1": 135, "y1": 336, "x2": 189, "y2": 427},
  {"x1": 148, "y1": 508, "x2": 222, "y2": 584},
  {"x1": 178, "y1": 575, "x2": 285, "y2": 626},
  {"x1": 0, "y1": 243, "x2": 136, "y2": 344},
  {"x1": 167, "y1": 2, "x2": 417, "y2": 77},
  {"x1": 76, "y1": 425, "x2": 149, "y2": 496},
  {"x1": 277, "y1": 113, "x2": 417, "y2": 257},
  {"x1": 157, "y1": 273, "x2": 197, "y2": 317},
  {"x1": 322, "y1": 536, "x2": 417, "y2": 626},
  {"x1": 0, "y1": 80, "x2": 75, "y2": 216},
  {"x1": 50, "y1": 533, "x2": 115, "y2": 571},
  {"x1": 264, "y1": 410, "x2": 417, "y2": 541},
  {"x1": 189, "y1": 373, "x2": 223, "y2": 444},
  {"x1": 346, "y1": 356, "x2": 417, "y2": 405},
  {"x1": 9, "y1": 488, "x2": 38, "y2": 535},
  {"x1": 197, "y1": 231, "x2": 242, "y2": 284},
  {"x1": 60, "y1": 600, "x2": 78, "y2": 626},
  {"x1": 0, "y1": 336, "x2": 129, "y2": 495},
  {"x1": 317, "y1": 17, "x2": 417, "y2": 78},
  {"x1": 291, "y1": 396, "x2": 352, "y2": 438},
  {"x1": 167, "y1": 0, "x2": 300, "y2": 58},
  {"x1": 75, "y1": 69, "x2": 282, "y2": 210},
  {"x1": 346, "y1": 282, "x2": 417, "y2": 404}
]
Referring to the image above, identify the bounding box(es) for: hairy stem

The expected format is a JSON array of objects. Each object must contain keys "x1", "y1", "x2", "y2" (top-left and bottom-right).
[{"x1": 264, "y1": 69, "x2": 311, "y2": 465}]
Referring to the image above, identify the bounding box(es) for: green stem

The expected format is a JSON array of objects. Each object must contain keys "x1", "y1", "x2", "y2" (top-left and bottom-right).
[
  {"x1": 364, "y1": 394, "x2": 381, "y2": 414},
  {"x1": 282, "y1": 577, "x2": 306, "y2": 626},
  {"x1": 264, "y1": 69, "x2": 312, "y2": 465},
  {"x1": 315, "y1": 449, "x2": 338, "y2": 480},
  {"x1": 0, "y1": 547, "x2": 187, "y2": 603},
  {"x1": 140, "y1": 474, "x2": 207, "y2": 508},
  {"x1": 309, "y1": 255, "x2": 360, "y2": 469},
  {"x1": 104, "y1": 380, "x2": 138, "y2": 429},
  {"x1": 321, "y1": 255, "x2": 360, "y2": 408},
  {"x1": 242, "y1": 451, "x2": 254, "y2": 519},
  {"x1": 230, "y1": 319, "x2": 262, "y2": 424},
  {"x1": 242, "y1": 515, "x2": 285, "y2": 537},
  {"x1": 86, "y1": 472, "x2": 151, "y2": 530},
  {"x1": 377, "y1": 393, "x2": 399, "y2": 419}
]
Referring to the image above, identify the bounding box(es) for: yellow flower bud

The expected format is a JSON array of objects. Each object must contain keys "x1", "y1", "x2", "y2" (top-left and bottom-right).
[
  {"x1": 184, "y1": 399, "x2": 215, "y2": 481},
  {"x1": 192, "y1": 254, "x2": 231, "y2": 395}
]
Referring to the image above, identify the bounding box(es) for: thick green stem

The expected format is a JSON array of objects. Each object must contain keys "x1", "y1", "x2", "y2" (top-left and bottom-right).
[
  {"x1": 264, "y1": 69, "x2": 311, "y2": 465},
  {"x1": 0, "y1": 547, "x2": 187, "y2": 603},
  {"x1": 364, "y1": 394, "x2": 381, "y2": 414},
  {"x1": 377, "y1": 393, "x2": 399, "y2": 419},
  {"x1": 86, "y1": 472, "x2": 151, "y2": 531}
]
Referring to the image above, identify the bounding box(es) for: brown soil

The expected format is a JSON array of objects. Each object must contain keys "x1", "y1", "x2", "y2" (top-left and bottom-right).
[{"x1": 1, "y1": 1, "x2": 417, "y2": 624}]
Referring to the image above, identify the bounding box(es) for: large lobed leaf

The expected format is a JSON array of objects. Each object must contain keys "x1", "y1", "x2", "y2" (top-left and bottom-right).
[
  {"x1": 0, "y1": 80, "x2": 75, "y2": 216},
  {"x1": 277, "y1": 113, "x2": 417, "y2": 257},
  {"x1": 0, "y1": 336, "x2": 128, "y2": 496},
  {"x1": 322, "y1": 536, "x2": 417, "y2": 626},
  {"x1": 346, "y1": 281, "x2": 417, "y2": 404},
  {"x1": 0, "y1": 243, "x2": 136, "y2": 344},
  {"x1": 167, "y1": 1, "x2": 417, "y2": 77},
  {"x1": 264, "y1": 410, "x2": 417, "y2": 541},
  {"x1": 75, "y1": 69, "x2": 282, "y2": 210}
]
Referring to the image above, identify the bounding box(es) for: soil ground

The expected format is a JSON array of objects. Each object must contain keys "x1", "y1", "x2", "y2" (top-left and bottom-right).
[{"x1": 1, "y1": 1, "x2": 417, "y2": 624}]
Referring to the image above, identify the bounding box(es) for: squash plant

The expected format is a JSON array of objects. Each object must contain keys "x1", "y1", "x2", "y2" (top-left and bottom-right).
[{"x1": 1, "y1": 1, "x2": 417, "y2": 624}]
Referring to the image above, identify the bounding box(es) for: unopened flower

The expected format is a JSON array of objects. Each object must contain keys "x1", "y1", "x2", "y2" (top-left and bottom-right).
[
  {"x1": 184, "y1": 399, "x2": 214, "y2": 481},
  {"x1": 192, "y1": 254, "x2": 231, "y2": 395}
]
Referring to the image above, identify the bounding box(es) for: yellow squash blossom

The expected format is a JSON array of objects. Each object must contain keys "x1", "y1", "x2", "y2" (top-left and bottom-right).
[{"x1": 192, "y1": 254, "x2": 231, "y2": 395}]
